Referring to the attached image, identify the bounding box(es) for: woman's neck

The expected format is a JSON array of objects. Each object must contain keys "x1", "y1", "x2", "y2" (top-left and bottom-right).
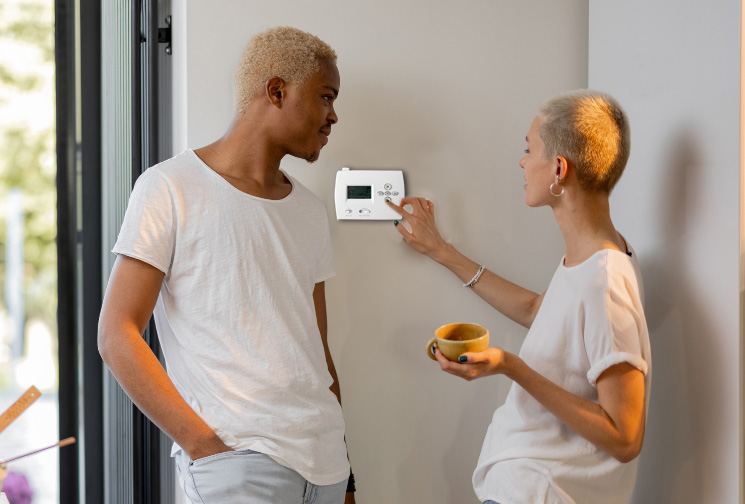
[{"x1": 552, "y1": 190, "x2": 625, "y2": 267}]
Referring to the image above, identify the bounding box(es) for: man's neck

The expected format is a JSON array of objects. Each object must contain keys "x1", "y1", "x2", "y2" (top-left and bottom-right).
[{"x1": 194, "y1": 114, "x2": 292, "y2": 200}]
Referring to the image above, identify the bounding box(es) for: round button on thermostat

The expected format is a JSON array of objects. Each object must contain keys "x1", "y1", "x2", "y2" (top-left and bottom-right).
[{"x1": 384, "y1": 183, "x2": 392, "y2": 190}]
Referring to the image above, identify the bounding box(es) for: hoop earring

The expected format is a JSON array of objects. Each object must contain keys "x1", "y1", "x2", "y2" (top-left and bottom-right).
[{"x1": 550, "y1": 182, "x2": 564, "y2": 197}]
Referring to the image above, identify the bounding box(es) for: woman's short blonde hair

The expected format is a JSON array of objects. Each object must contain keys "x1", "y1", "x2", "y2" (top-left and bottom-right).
[
  {"x1": 233, "y1": 26, "x2": 337, "y2": 115},
  {"x1": 538, "y1": 90, "x2": 630, "y2": 193}
]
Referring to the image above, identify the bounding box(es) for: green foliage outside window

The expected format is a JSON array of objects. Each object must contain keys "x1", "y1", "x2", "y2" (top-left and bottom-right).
[{"x1": 0, "y1": 0, "x2": 57, "y2": 386}]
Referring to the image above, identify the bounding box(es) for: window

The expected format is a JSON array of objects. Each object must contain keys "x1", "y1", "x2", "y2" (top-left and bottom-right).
[{"x1": 0, "y1": 1, "x2": 59, "y2": 502}]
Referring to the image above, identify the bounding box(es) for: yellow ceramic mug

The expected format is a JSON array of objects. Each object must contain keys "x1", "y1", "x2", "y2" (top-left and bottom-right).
[{"x1": 426, "y1": 323, "x2": 489, "y2": 361}]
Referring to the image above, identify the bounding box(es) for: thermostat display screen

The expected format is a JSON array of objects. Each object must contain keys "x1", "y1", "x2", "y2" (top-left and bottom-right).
[{"x1": 347, "y1": 185, "x2": 372, "y2": 199}]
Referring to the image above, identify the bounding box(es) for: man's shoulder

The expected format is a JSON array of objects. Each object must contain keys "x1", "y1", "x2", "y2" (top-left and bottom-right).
[
  {"x1": 149, "y1": 150, "x2": 202, "y2": 178},
  {"x1": 285, "y1": 174, "x2": 327, "y2": 209},
  {"x1": 137, "y1": 150, "x2": 212, "y2": 192}
]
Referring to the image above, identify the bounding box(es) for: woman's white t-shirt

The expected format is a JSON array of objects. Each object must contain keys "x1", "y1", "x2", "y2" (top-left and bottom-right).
[
  {"x1": 473, "y1": 249, "x2": 651, "y2": 504},
  {"x1": 112, "y1": 150, "x2": 349, "y2": 486}
]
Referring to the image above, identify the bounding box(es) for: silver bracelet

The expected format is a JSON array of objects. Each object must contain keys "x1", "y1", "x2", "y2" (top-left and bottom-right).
[{"x1": 463, "y1": 264, "x2": 485, "y2": 288}]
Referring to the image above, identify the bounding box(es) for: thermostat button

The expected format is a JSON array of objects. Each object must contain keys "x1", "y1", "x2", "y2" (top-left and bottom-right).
[{"x1": 384, "y1": 183, "x2": 392, "y2": 190}]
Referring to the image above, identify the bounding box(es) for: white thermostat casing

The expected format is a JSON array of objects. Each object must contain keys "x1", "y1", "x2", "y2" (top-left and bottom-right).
[{"x1": 334, "y1": 168, "x2": 405, "y2": 220}]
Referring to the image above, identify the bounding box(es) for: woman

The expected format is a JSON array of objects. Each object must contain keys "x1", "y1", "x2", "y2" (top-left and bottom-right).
[{"x1": 388, "y1": 90, "x2": 651, "y2": 504}]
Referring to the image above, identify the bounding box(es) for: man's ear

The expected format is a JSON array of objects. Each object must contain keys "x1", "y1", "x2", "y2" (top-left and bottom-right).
[
  {"x1": 266, "y1": 76, "x2": 286, "y2": 106},
  {"x1": 556, "y1": 156, "x2": 569, "y2": 182}
]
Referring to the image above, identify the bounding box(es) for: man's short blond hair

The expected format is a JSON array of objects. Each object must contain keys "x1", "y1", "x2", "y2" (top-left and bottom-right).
[
  {"x1": 233, "y1": 26, "x2": 337, "y2": 115},
  {"x1": 538, "y1": 90, "x2": 630, "y2": 193}
]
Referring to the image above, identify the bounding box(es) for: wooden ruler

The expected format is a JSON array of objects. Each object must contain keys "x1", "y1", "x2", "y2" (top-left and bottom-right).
[{"x1": 0, "y1": 386, "x2": 41, "y2": 435}]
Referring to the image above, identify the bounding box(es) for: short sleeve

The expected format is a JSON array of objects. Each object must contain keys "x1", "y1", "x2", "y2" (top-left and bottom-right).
[
  {"x1": 584, "y1": 260, "x2": 649, "y2": 386},
  {"x1": 315, "y1": 210, "x2": 335, "y2": 283},
  {"x1": 112, "y1": 168, "x2": 176, "y2": 275}
]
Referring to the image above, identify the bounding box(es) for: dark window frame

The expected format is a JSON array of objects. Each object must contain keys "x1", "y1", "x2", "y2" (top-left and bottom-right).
[
  {"x1": 55, "y1": 0, "x2": 104, "y2": 502},
  {"x1": 56, "y1": 0, "x2": 174, "y2": 501}
]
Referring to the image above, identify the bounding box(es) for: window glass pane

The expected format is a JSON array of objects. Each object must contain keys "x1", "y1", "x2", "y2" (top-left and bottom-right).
[{"x1": 0, "y1": 1, "x2": 59, "y2": 503}]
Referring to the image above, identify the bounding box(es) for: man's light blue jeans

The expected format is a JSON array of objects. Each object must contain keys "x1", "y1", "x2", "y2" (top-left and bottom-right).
[{"x1": 175, "y1": 448, "x2": 348, "y2": 504}]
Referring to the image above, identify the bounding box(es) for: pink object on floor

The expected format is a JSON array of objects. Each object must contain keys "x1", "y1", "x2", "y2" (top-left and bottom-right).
[{"x1": 2, "y1": 472, "x2": 32, "y2": 504}]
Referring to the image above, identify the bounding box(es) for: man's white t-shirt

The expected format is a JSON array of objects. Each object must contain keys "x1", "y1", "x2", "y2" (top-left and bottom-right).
[
  {"x1": 473, "y1": 249, "x2": 652, "y2": 504},
  {"x1": 112, "y1": 150, "x2": 349, "y2": 486}
]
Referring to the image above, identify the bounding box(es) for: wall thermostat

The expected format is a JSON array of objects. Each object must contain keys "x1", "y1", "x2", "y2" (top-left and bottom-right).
[{"x1": 334, "y1": 168, "x2": 405, "y2": 220}]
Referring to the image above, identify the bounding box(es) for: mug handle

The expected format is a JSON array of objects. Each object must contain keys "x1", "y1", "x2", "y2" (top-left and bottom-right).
[{"x1": 426, "y1": 337, "x2": 438, "y2": 360}]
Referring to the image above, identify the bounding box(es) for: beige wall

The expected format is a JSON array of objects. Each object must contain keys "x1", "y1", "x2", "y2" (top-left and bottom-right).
[
  {"x1": 175, "y1": 1, "x2": 588, "y2": 502},
  {"x1": 589, "y1": 1, "x2": 742, "y2": 503}
]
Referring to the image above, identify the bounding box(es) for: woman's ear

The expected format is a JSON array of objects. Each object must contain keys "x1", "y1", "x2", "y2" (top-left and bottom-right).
[
  {"x1": 266, "y1": 76, "x2": 286, "y2": 106},
  {"x1": 556, "y1": 156, "x2": 569, "y2": 182}
]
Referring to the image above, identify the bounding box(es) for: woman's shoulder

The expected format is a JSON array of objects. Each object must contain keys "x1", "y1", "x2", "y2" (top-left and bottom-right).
[
  {"x1": 561, "y1": 249, "x2": 640, "y2": 291},
  {"x1": 579, "y1": 249, "x2": 644, "y2": 306},
  {"x1": 561, "y1": 248, "x2": 633, "y2": 273}
]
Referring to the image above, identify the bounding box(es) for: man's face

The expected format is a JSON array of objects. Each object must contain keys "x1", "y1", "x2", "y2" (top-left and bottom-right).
[
  {"x1": 518, "y1": 116, "x2": 556, "y2": 207},
  {"x1": 281, "y1": 58, "x2": 340, "y2": 163}
]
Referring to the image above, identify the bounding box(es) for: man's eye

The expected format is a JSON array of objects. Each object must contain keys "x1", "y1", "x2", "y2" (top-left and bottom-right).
[{"x1": 323, "y1": 95, "x2": 333, "y2": 102}]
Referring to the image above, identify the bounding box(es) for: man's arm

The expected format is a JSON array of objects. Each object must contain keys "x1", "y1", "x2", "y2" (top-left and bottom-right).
[
  {"x1": 314, "y1": 282, "x2": 342, "y2": 403},
  {"x1": 313, "y1": 282, "x2": 356, "y2": 503},
  {"x1": 98, "y1": 255, "x2": 230, "y2": 460}
]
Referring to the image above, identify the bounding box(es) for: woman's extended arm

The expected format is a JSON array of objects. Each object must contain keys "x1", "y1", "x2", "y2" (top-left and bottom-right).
[
  {"x1": 389, "y1": 197, "x2": 543, "y2": 328},
  {"x1": 434, "y1": 347, "x2": 646, "y2": 462}
]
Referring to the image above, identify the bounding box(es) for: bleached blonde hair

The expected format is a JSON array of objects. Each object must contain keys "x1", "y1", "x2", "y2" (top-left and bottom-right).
[
  {"x1": 233, "y1": 26, "x2": 337, "y2": 115},
  {"x1": 538, "y1": 90, "x2": 630, "y2": 193}
]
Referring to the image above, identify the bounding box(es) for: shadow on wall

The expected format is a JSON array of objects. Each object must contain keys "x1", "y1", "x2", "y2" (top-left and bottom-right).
[{"x1": 632, "y1": 127, "x2": 718, "y2": 503}]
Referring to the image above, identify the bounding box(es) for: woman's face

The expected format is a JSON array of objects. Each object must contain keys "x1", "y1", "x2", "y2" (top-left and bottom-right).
[{"x1": 519, "y1": 116, "x2": 556, "y2": 207}]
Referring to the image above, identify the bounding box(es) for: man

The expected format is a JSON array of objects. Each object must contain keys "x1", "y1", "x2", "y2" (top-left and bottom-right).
[{"x1": 98, "y1": 26, "x2": 355, "y2": 504}]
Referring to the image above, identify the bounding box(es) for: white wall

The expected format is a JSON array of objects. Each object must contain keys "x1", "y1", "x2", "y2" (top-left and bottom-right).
[
  {"x1": 589, "y1": 2, "x2": 742, "y2": 503},
  {"x1": 174, "y1": 1, "x2": 588, "y2": 502}
]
